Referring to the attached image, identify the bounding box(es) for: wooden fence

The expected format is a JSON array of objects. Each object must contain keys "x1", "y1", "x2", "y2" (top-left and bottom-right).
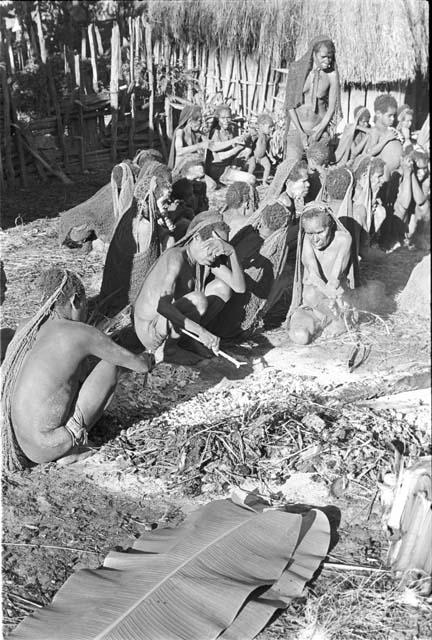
[{"x1": 1, "y1": 14, "x2": 428, "y2": 189}]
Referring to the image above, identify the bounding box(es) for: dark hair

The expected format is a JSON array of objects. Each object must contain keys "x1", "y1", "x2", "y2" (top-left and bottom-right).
[
  {"x1": 172, "y1": 177, "x2": 194, "y2": 200},
  {"x1": 306, "y1": 140, "x2": 331, "y2": 166},
  {"x1": 374, "y1": 94, "x2": 398, "y2": 115},
  {"x1": 134, "y1": 165, "x2": 172, "y2": 201},
  {"x1": 353, "y1": 106, "x2": 370, "y2": 120},
  {"x1": 287, "y1": 159, "x2": 309, "y2": 182},
  {"x1": 326, "y1": 167, "x2": 352, "y2": 199},
  {"x1": 39, "y1": 268, "x2": 85, "y2": 307},
  {"x1": 397, "y1": 104, "x2": 413, "y2": 121},
  {"x1": 302, "y1": 205, "x2": 335, "y2": 229},
  {"x1": 187, "y1": 211, "x2": 229, "y2": 240},
  {"x1": 262, "y1": 203, "x2": 288, "y2": 231},
  {"x1": 354, "y1": 156, "x2": 385, "y2": 182},
  {"x1": 226, "y1": 182, "x2": 253, "y2": 208},
  {"x1": 188, "y1": 106, "x2": 203, "y2": 122},
  {"x1": 256, "y1": 113, "x2": 274, "y2": 127},
  {"x1": 215, "y1": 105, "x2": 232, "y2": 119},
  {"x1": 312, "y1": 38, "x2": 336, "y2": 57}
]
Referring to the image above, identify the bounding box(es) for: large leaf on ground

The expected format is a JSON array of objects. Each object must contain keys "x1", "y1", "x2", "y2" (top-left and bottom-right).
[{"x1": 10, "y1": 499, "x2": 331, "y2": 640}]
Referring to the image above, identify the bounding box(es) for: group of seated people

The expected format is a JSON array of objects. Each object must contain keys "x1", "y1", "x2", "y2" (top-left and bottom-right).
[{"x1": 1, "y1": 85, "x2": 429, "y2": 473}]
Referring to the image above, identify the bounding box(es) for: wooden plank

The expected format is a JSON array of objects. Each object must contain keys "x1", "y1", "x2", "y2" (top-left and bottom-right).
[
  {"x1": 0, "y1": 62, "x2": 15, "y2": 185},
  {"x1": 128, "y1": 16, "x2": 136, "y2": 158}
]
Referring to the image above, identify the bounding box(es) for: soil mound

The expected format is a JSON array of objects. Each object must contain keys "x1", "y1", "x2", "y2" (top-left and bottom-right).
[{"x1": 397, "y1": 254, "x2": 431, "y2": 318}]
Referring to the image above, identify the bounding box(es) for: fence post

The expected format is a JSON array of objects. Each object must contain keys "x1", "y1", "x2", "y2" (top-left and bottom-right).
[
  {"x1": 144, "y1": 19, "x2": 154, "y2": 148},
  {"x1": 110, "y1": 22, "x2": 120, "y2": 162}
]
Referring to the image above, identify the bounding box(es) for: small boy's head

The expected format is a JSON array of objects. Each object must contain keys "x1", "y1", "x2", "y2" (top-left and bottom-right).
[
  {"x1": 256, "y1": 113, "x2": 275, "y2": 136},
  {"x1": 325, "y1": 167, "x2": 353, "y2": 200},
  {"x1": 353, "y1": 106, "x2": 371, "y2": 127},
  {"x1": 261, "y1": 202, "x2": 288, "y2": 238},
  {"x1": 397, "y1": 104, "x2": 414, "y2": 129},
  {"x1": 306, "y1": 140, "x2": 331, "y2": 171},
  {"x1": 374, "y1": 94, "x2": 398, "y2": 128}
]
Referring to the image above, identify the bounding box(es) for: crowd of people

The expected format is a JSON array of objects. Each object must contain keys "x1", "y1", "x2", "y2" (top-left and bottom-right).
[{"x1": 1, "y1": 36, "x2": 430, "y2": 472}]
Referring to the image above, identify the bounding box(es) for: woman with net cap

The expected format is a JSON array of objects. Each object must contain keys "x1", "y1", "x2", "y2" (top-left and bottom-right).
[{"x1": 284, "y1": 35, "x2": 342, "y2": 162}]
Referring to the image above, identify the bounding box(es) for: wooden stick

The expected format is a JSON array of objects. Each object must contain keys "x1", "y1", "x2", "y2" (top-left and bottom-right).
[
  {"x1": 144, "y1": 19, "x2": 154, "y2": 148},
  {"x1": 80, "y1": 26, "x2": 87, "y2": 59},
  {"x1": 128, "y1": 17, "x2": 135, "y2": 159},
  {"x1": 180, "y1": 329, "x2": 247, "y2": 368},
  {"x1": 110, "y1": 22, "x2": 120, "y2": 162},
  {"x1": 46, "y1": 59, "x2": 69, "y2": 171},
  {"x1": 164, "y1": 96, "x2": 173, "y2": 144},
  {"x1": 94, "y1": 24, "x2": 104, "y2": 56},
  {"x1": 88, "y1": 23, "x2": 98, "y2": 93},
  {"x1": 13, "y1": 124, "x2": 72, "y2": 184},
  {"x1": 251, "y1": 57, "x2": 261, "y2": 113}
]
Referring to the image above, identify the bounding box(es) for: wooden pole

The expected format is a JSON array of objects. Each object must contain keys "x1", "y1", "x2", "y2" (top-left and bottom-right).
[
  {"x1": 88, "y1": 24, "x2": 98, "y2": 93},
  {"x1": 258, "y1": 56, "x2": 272, "y2": 113},
  {"x1": 251, "y1": 57, "x2": 260, "y2": 113},
  {"x1": 0, "y1": 63, "x2": 15, "y2": 186},
  {"x1": 94, "y1": 25, "x2": 104, "y2": 56},
  {"x1": 32, "y1": 4, "x2": 50, "y2": 113},
  {"x1": 186, "y1": 44, "x2": 193, "y2": 101},
  {"x1": 128, "y1": 17, "x2": 135, "y2": 158},
  {"x1": 5, "y1": 27, "x2": 15, "y2": 74},
  {"x1": 110, "y1": 22, "x2": 120, "y2": 163},
  {"x1": 0, "y1": 129, "x2": 5, "y2": 191},
  {"x1": 165, "y1": 96, "x2": 173, "y2": 144},
  {"x1": 144, "y1": 19, "x2": 154, "y2": 148},
  {"x1": 236, "y1": 51, "x2": 244, "y2": 117},
  {"x1": 81, "y1": 27, "x2": 87, "y2": 59},
  {"x1": 224, "y1": 51, "x2": 234, "y2": 101}
]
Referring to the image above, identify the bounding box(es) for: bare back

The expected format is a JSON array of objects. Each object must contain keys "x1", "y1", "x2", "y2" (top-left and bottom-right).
[
  {"x1": 11, "y1": 320, "x2": 94, "y2": 454},
  {"x1": 133, "y1": 247, "x2": 195, "y2": 322}
]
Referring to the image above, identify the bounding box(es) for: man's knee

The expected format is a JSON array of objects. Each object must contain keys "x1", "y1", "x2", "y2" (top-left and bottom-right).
[
  {"x1": 289, "y1": 325, "x2": 311, "y2": 345},
  {"x1": 205, "y1": 278, "x2": 232, "y2": 303},
  {"x1": 177, "y1": 291, "x2": 208, "y2": 317}
]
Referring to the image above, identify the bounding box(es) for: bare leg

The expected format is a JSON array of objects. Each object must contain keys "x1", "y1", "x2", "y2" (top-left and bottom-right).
[
  {"x1": 246, "y1": 156, "x2": 257, "y2": 175},
  {"x1": 259, "y1": 157, "x2": 272, "y2": 183}
]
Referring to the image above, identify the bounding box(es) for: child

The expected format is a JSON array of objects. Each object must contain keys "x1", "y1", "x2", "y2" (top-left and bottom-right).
[
  {"x1": 366, "y1": 94, "x2": 402, "y2": 179},
  {"x1": 395, "y1": 104, "x2": 414, "y2": 149},
  {"x1": 245, "y1": 113, "x2": 276, "y2": 184},
  {"x1": 335, "y1": 105, "x2": 371, "y2": 165}
]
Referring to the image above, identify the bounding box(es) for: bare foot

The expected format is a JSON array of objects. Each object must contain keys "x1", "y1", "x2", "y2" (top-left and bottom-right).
[{"x1": 56, "y1": 441, "x2": 98, "y2": 466}]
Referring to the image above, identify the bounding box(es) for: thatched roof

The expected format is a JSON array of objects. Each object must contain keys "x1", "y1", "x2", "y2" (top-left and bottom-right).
[{"x1": 145, "y1": 0, "x2": 429, "y2": 85}]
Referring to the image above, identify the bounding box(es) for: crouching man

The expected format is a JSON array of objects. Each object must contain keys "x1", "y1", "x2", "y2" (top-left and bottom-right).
[
  {"x1": 2, "y1": 268, "x2": 153, "y2": 471},
  {"x1": 286, "y1": 202, "x2": 354, "y2": 345},
  {"x1": 133, "y1": 211, "x2": 246, "y2": 359}
]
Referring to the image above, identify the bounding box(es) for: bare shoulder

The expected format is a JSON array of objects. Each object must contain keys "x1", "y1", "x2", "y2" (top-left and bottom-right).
[{"x1": 335, "y1": 229, "x2": 352, "y2": 249}]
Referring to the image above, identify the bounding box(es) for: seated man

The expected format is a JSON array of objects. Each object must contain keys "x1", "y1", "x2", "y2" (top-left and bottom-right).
[
  {"x1": 133, "y1": 211, "x2": 246, "y2": 359},
  {"x1": 351, "y1": 155, "x2": 386, "y2": 249},
  {"x1": 365, "y1": 94, "x2": 402, "y2": 180},
  {"x1": 2, "y1": 268, "x2": 153, "y2": 472},
  {"x1": 287, "y1": 202, "x2": 353, "y2": 345},
  {"x1": 208, "y1": 105, "x2": 254, "y2": 186}
]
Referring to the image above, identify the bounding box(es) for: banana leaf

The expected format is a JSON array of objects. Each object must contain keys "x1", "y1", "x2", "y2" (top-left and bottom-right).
[{"x1": 10, "y1": 498, "x2": 331, "y2": 640}]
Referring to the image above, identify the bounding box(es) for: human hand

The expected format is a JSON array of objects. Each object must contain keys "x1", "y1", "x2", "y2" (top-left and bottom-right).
[
  {"x1": 198, "y1": 327, "x2": 220, "y2": 353},
  {"x1": 211, "y1": 230, "x2": 234, "y2": 256},
  {"x1": 136, "y1": 352, "x2": 156, "y2": 373},
  {"x1": 400, "y1": 155, "x2": 413, "y2": 174},
  {"x1": 385, "y1": 129, "x2": 398, "y2": 142}
]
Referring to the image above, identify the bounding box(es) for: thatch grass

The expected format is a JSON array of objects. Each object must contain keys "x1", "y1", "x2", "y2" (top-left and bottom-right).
[{"x1": 146, "y1": 0, "x2": 428, "y2": 84}]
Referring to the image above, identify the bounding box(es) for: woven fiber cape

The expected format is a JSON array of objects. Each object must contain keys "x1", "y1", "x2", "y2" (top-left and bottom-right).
[
  {"x1": 100, "y1": 177, "x2": 161, "y2": 316},
  {"x1": 9, "y1": 496, "x2": 332, "y2": 640},
  {"x1": 1, "y1": 273, "x2": 69, "y2": 473},
  {"x1": 111, "y1": 162, "x2": 136, "y2": 232},
  {"x1": 285, "y1": 201, "x2": 354, "y2": 326},
  {"x1": 335, "y1": 107, "x2": 369, "y2": 165}
]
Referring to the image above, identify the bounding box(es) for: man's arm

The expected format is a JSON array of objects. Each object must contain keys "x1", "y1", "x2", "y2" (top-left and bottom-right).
[
  {"x1": 253, "y1": 134, "x2": 268, "y2": 160},
  {"x1": 366, "y1": 128, "x2": 398, "y2": 156},
  {"x1": 210, "y1": 231, "x2": 246, "y2": 293},
  {"x1": 80, "y1": 325, "x2": 152, "y2": 373},
  {"x1": 326, "y1": 233, "x2": 352, "y2": 290},
  {"x1": 174, "y1": 129, "x2": 208, "y2": 158}
]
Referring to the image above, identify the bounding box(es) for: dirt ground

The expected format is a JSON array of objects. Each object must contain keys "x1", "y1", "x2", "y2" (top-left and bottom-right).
[{"x1": 1, "y1": 173, "x2": 431, "y2": 639}]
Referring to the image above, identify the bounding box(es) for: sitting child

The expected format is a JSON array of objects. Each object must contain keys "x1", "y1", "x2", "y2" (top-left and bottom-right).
[
  {"x1": 395, "y1": 104, "x2": 414, "y2": 149},
  {"x1": 173, "y1": 156, "x2": 210, "y2": 214},
  {"x1": 2, "y1": 268, "x2": 154, "y2": 471},
  {"x1": 305, "y1": 140, "x2": 332, "y2": 201},
  {"x1": 286, "y1": 202, "x2": 353, "y2": 345},
  {"x1": 366, "y1": 94, "x2": 402, "y2": 180},
  {"x1": 335, "y1": 105, "x2": 371, "y2": 165},
  {"x1": 245, "y1": 113, "x2": 276, "y2": 184}
]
